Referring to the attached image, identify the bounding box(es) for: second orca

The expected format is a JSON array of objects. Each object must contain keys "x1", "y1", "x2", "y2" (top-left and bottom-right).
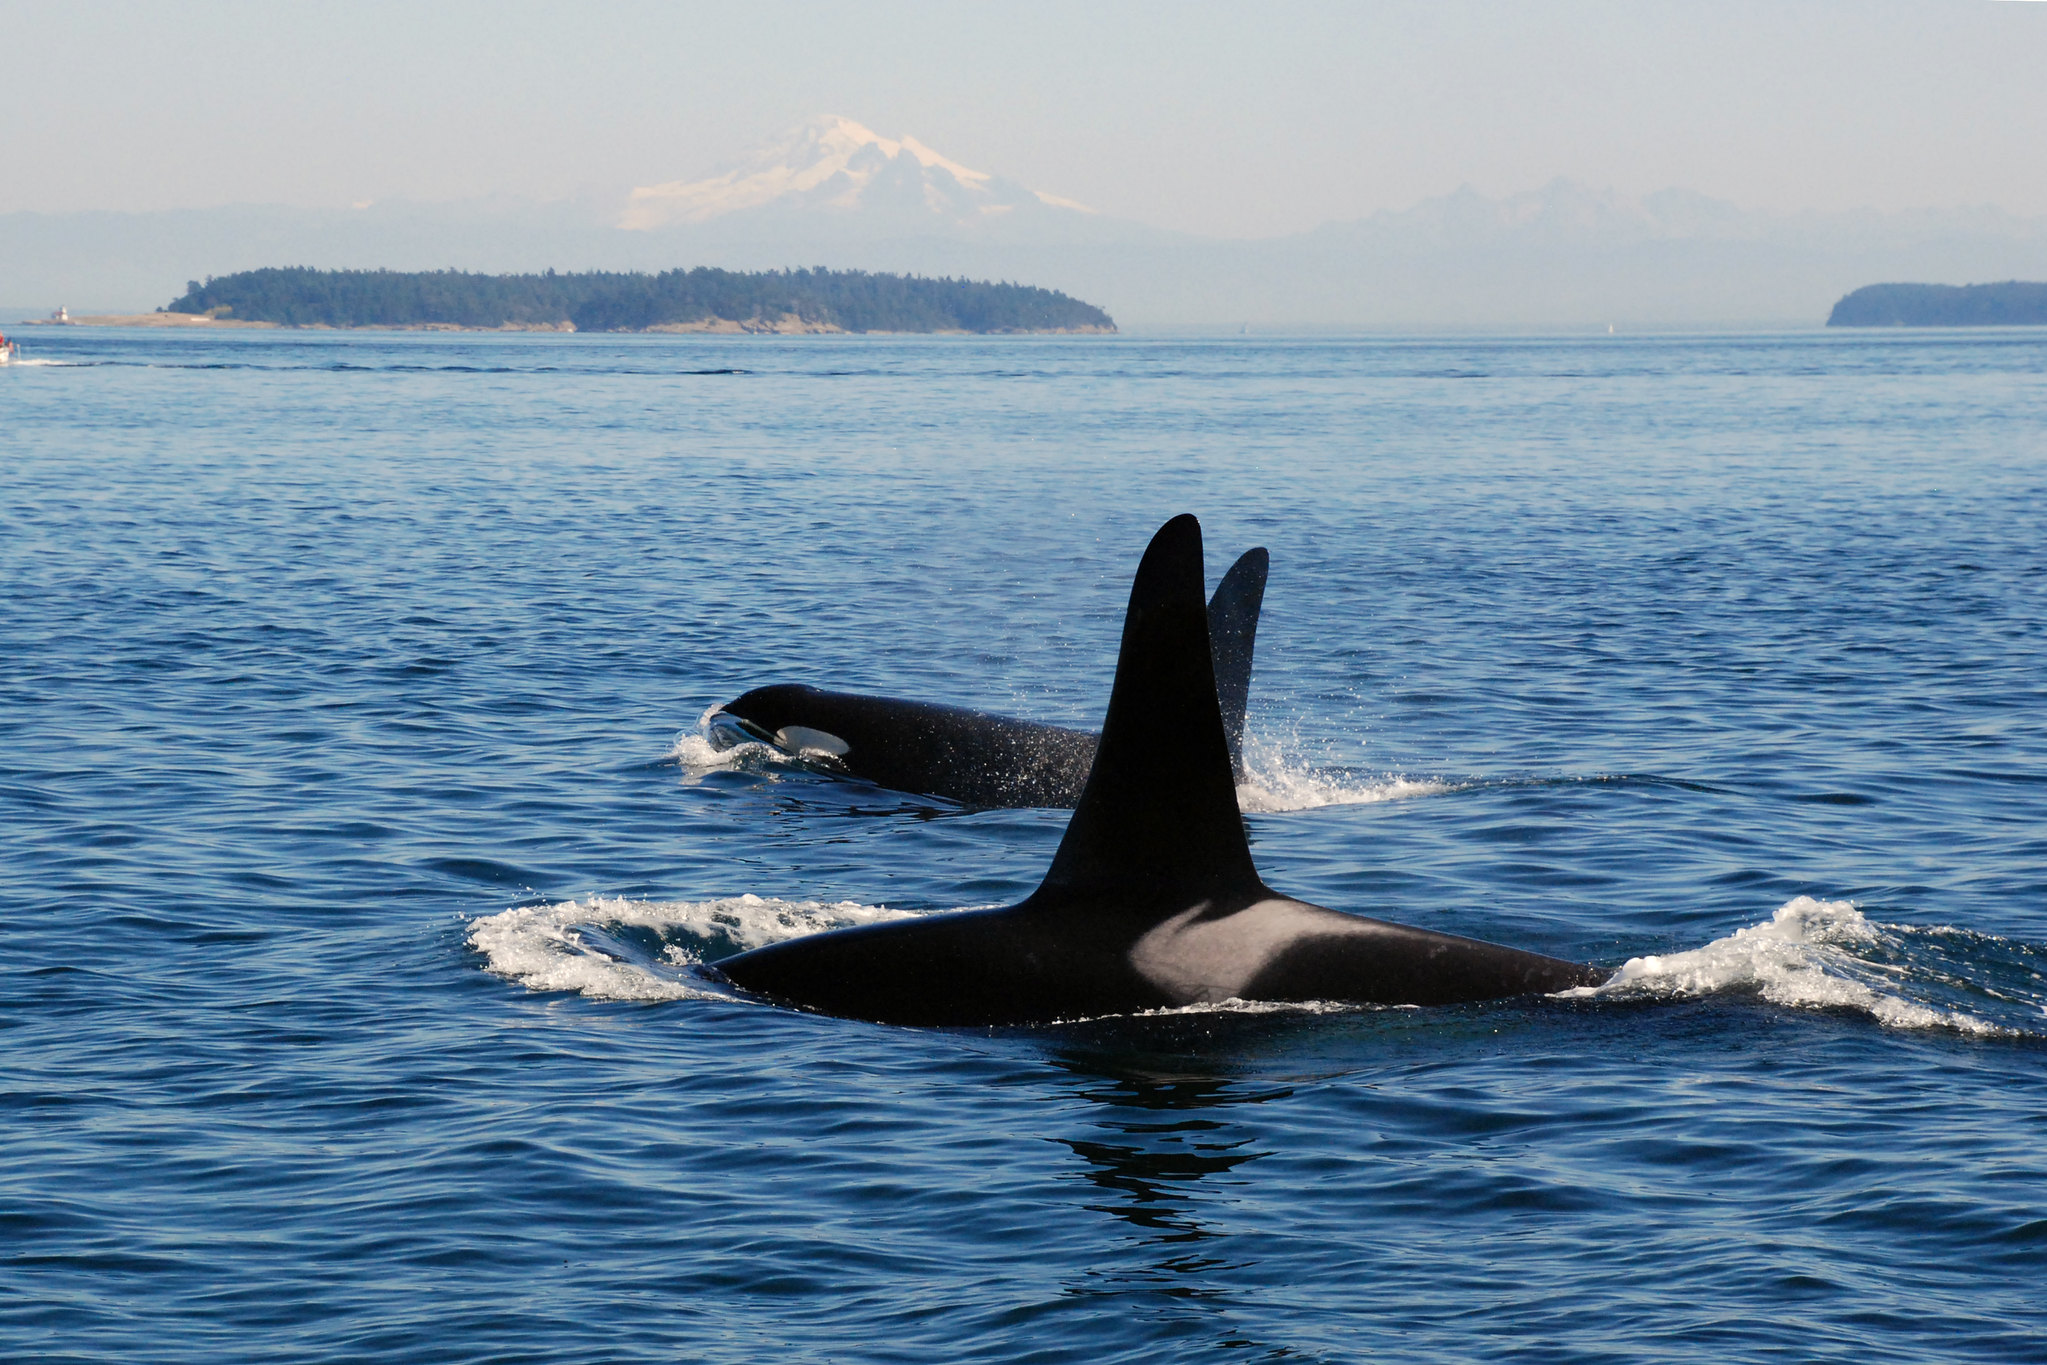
[{"x1": 700, "y1": 546, "x2": 1268, "y2": 808}]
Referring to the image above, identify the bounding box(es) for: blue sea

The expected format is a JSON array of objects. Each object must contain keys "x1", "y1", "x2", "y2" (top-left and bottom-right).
[{"x1": 4, "y1": 325, "x2": 2045, "y2": 1363}]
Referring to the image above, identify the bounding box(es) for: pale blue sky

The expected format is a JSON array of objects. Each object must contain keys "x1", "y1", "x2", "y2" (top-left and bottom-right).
[{"x1": 8, "y1": 0, "x2": 2045, "y2": 236}]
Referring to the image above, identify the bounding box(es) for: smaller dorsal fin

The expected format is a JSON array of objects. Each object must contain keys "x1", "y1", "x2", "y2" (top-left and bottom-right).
[
  {"x1": 1035, "y1": 516, "x2": 1265, "y2": 905},
  {"x1": 1208, "y1": 547, "x2": 1268, "y2": 781}
]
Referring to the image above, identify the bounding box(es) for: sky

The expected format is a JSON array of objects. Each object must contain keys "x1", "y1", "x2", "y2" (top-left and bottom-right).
[{"x1": 7, "y1": 0, "x2": 2046, "y2": 239}]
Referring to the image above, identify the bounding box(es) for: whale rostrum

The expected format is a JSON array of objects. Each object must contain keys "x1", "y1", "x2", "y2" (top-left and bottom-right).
[
  {"x1": 701, "y1": 547, "x2": 1267, "y2": 808},
  {"x1": 713, "y1": 516, "x2": 1608, "y2": 1027}
]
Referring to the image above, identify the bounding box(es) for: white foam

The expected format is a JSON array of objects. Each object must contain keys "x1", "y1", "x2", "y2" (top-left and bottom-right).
[
  {"x1": 1564, "y1": 896, "x2": 2008, "y2": 1036},
  {"x1": 1235, "y1": 738, "x2": 1449, "y2": 813},
  {"x1": 468, "y1": 893, "x2": 916, "y2": 1001},
  {"x1": 670, "y1": 730, "x2": 755, "y2": 769},
  {"x1": 1127, "y1": 996, "x2": 1369, "y2": 1020},
  {"x1": 670, "y1": 713, "x2": 800, "y2": 778}
]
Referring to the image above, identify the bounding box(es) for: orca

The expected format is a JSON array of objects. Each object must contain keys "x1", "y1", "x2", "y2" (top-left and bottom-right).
[
  {"x1": 701, "y1": 546, "x2": 1268, "y2": 808},
  {"x1": 713, "y1": 516, "x2": 1609, "y2": 1027}
]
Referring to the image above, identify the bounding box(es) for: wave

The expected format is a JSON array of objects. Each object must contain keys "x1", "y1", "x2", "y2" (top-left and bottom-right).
[{"x1": 1563, "y1": 896, "x2": 2036, "y2": 1037}]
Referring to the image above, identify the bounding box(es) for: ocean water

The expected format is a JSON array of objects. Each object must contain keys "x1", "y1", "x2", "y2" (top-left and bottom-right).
[{"x1": 3, "y1": 325, "x2": 2045, "y2": 1363}]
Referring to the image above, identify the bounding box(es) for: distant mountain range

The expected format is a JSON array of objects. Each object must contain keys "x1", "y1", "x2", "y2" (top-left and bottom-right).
[{"x1": 9, "y1": 114, "x2": 2047, "y2": 327}]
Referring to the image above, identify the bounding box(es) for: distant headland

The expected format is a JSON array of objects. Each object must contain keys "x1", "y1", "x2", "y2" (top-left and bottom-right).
[
  {"x1": 1827, "y1": 281, "x2": 2047, "y2": 327},
  {"x1": 117, "y1": 267, "x2": 1116, "y2": 334}
]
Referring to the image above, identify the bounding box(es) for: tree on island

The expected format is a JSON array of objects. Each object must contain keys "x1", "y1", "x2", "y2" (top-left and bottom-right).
[
  {"x1": 164, "y1": 267, "x2": 1116, "y2": 333},
  {"x1": 1827, "y1": 281, "x2": 2047, "y2": 327}
]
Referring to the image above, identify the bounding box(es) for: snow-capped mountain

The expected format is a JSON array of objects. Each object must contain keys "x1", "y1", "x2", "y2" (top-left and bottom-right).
[{"x1": 619, "y1": 115, "x2": 1096, "y2": 232}]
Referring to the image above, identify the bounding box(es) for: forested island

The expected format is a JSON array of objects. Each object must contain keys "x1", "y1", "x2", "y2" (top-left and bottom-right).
[
  {"x1": 1827, "y1": 281, "x2": 2047, "y2": 327},
  {"x1": 163, "y1": 267, "x2": 1115, "y2": 333}
]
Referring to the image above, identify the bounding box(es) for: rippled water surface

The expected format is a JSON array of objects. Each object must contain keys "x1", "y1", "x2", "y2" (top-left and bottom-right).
[{"x1": 5, "y1": 326, "x2": 2046, "y2": 1362}]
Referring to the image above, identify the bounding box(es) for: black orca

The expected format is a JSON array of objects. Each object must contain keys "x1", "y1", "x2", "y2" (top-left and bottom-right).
[
  {"x1": 713, "y1": 516, "x2": 1608, "y2": 1027},
  {"x1": 701, "y1": 547, "x2": 1268, "y2": 808}
]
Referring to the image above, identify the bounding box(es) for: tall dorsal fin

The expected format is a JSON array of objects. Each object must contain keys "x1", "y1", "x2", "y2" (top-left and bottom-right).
[
  {"x1": 1207, "y1": 547, "x2": 1268, "y2": 781},
  {"x1": 1035, "y1": 515, "x2": 1266, "y2": 905}
]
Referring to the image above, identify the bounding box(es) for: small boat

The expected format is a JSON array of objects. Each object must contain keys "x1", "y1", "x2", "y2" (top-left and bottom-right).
[{"x1": 0, "y1": 331, "x2": 18, "y2": 365}]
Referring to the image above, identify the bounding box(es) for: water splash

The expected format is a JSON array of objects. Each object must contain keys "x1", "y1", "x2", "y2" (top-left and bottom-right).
[
  {"x1": 1566, "y1": 896, "x2": 2017, "y2": 1036},
  {"x1": 669, "y1": 715, "x2": 818, "y2": 780},
  {"x1": 670, "y1": 728, "x2": 767, "y2": 771},
  {"x1": 1235, "y1": 736, "x2": 1449, "y2": 813},
  {"x1": 468, "y1": 893, "x2": 916, "y2": 1001}
]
